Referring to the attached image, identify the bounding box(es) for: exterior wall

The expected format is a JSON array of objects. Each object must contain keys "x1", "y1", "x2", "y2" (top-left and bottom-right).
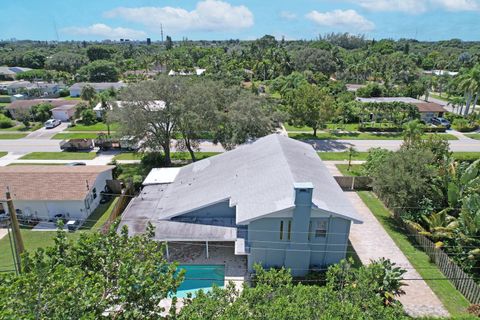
[
  {"x1": 1, "y1": 169, "x2": 112, "y2": 221},
  {"x1": 52, "y1": 109, "x2": 75, "y2": 121},
  {"x1": 247, "y1": 212, "x2": 351, "y2": 275},
  {"x1": 421, "y1": 111, "x2": 443, "y2": 122},
  {"x1": 310, "y1": 217, "x2": 350, "y2": 266},
  {"x1": 70, "y1": 88, "x2": 81, "y2": 97}
]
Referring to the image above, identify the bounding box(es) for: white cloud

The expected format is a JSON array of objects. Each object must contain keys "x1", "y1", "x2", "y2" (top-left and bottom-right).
[
  {"x1": 352, "y1": 0, "x2": 480, "y2": 13},
  {"x1": 62, "y1": 23, "x2": 146, "y2": 39},
  {"x1": 279, "y1": 11, "x2": 297, "y2": 20},
  {"x1": 306, "y1": 9, "x2": 375, "y2": 32},
  {"x1": 432, "y1": 0, "x2": 480, "y2": 11},
  {"x1": 104, "y1": 0, "x2": 254, "y2": 33},
  {"x1": 354, "y1": 0, "x2": 427, "y2": 13}
]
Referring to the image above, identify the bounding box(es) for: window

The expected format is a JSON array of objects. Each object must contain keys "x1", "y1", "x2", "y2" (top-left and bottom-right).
[
  {"x1": 308, "y1": 221, "x2": 312, "y2": 241},
  {"x1": 279, "y1": 221, "x2": 284, "y2": 240},
  {"x1": 315, "y1": 221, "x2": 328, "y2": 238},
  {"x1": 287, "y1": 220, "x2": 292, "y2": 241},
  {"x1": 0, "y1": 203, "x2": 5, "y2": 214},
  {"x1": 92, "y1": 188, "x2": 97, "y2": 199}
]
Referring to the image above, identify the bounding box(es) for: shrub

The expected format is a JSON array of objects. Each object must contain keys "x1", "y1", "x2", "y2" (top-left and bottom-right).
[
  {"x1": 467, "y1": 304, "x2": 480, "y2": 317},
  {"x1": 58, "y1": 89, "x2": 70, "y2": 97},
  {"x1": 80, "y1": 109, "x2": 97, "y2": 125},
  {"x1": 452, "y1": 118, "x2": 478, "y2": 132},
  {"x1": 0, "y1": 116, "x2": 13, "y2": 128}
]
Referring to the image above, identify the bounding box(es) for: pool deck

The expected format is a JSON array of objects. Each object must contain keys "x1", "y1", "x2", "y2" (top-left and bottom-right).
[{"x1": 160, "y1": 241, "x2": 248, "y2": 314}]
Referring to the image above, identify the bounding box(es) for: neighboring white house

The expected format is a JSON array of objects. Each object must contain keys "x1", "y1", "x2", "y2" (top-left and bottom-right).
[
  {"x1": 69, "y1": 82, "x2": 127, "y2": 97},
  {"x1": 6, "y1": 99, "x2": 80, "y2": 120},
  {"x1": 51, "y1": 104, "x2": 77, "y2": 122},
  {"x1": 0, "y1": 165, "x2": 114, "y2": 221},
  {"x1": 0, "y1": 66, "x2": 32, "y2": 80},
  {"x1": 93, "y1": 100, "x2": 165, "y2": 119},
  {"x1": 1, "y1": 81, "x2": 62, "y2": 96}
]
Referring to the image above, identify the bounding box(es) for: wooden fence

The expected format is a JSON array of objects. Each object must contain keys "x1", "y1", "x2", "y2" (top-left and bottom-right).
[
  {"x1": 393, "y1": 209, "x2": 480, "y2": 304},
  {"x1": 100, "y1": 182, "x2": 134, "y2": 234},
  {"x1": 334, "y1": 176, "x2": 372, "y2": 191}
]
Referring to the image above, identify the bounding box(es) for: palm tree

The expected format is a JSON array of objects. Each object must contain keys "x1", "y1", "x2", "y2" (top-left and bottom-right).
[{"x1": 402, "y1": 120, "x2": 425, "y2": 148}]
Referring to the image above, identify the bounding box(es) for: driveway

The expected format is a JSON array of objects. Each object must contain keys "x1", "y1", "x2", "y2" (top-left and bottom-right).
[
  {"x1": 324, "y1": 162, "x2": 449, "y2": 318},
  {"x1": 24, "y1": 122, "x2": 69, "y2": 139}
]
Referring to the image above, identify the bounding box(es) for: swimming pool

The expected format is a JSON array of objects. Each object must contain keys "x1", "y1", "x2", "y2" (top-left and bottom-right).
[{"x1": 174, "y1": 264, "x2": 225, "y2": 298}]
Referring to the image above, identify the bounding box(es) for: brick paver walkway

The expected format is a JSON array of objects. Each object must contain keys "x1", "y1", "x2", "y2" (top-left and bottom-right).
[{"x1": 325, "y1": 161, "x2": 449, "y2": 317}]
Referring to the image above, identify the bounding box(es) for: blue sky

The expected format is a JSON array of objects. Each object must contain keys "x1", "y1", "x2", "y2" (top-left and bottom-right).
[{"x1": 2, "y1": 0, "x2": 480, "y2": 41}]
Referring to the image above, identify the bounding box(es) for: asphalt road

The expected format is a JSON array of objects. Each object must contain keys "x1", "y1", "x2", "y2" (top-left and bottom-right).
[{"x1": 1, "y1": 136, "x2": 479, "y2": 154}]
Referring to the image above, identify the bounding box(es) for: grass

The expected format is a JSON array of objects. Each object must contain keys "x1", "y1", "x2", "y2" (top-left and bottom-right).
[
  {"x1": 289, "y1": 132, "x2": 458, "y2": 141},
  {"x1": 357, "y1": 191, "x2": 471, "y2": 316},
  {"x1": 52, "y1": 132, "x2": 99, "y2": 140},
  {"x1": 0, "y1": 122, "x2": 44, "y2": 132},
  {"x1": 0, "y1": 198, "x2": 118, "y2": 272},
  {"x1": 465, "y1": 133, "x2": 480, "y2": 140},
  {"x1": 0, "y1": 152, "x2": 6, "y2": 159},
  {"x1": 114, "y1": 151, "x2": 221, "y2": 161},
  {"x1": 117, "y1": 163, "x2": 143, "y2": 181},
  {"x1": 335, "y1": 164, "x2": 364, "y2": 176},
  {"x1": 63, "y1": 96, "x2": 82, "y2": 100},
  {"x1": 67, "y1": 122, "x2": 119, "y2": 132},
  {"x1": 0, "y1": 133, "x2": 27, "y2": 139},
  {"x1": 452, "y1": 152, "x2": 480, "y2": 162},
  {"x1": 20, "y1": 152, "x2": 97, "y2": 160},
  {"x1": 81, "y1": 198, "x2": 119, "y2": 230},
  {"x1": 318, "y1": 152, "x2": 369, "y2": 161}
]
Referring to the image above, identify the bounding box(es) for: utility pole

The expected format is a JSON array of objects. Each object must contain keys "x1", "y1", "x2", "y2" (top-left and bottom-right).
[
  {"x1": 161, "y1": 24, "x2": 164, "y2": 43},
  {"x1": 6, "y1": 189, "x2": 24, "y2": 273}
]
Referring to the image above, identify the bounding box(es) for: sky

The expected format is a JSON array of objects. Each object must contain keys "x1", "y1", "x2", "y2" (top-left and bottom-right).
[{"x1": 2, "y1": 0, "x2": 480, "y2": 41}]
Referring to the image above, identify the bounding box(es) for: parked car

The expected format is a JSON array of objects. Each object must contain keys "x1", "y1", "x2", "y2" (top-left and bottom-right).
[
  {"x1": 45, "y1": 119, "x2": 61, "y2": 129},
  {"x1": 66, "y1": 220, "x2": 80, "y2": 231},
  {"x1": 65, "y1": 162, "x2": 86, "y2": 166},
  {"x1": 431, "y1": 117, "x2": 451, "y2": 129},
  {"x1": 0, "y1": 212, "x2": 9, "y2": 222},
  {"x1": 51, "y1": 213, "x2": 67, "y2": 223}
]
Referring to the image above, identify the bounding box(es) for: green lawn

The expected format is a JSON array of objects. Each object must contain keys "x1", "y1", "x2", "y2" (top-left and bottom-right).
[
  {"x1": 335, "y1": 164, "x2": 364, "y2": 176},
  {"x1": 289, "y1": 132, "x2": 458, "y2": 141},
  {"x1": 62, "y1": 96, "x2": 82, "y2": 101},
  {"x1": 0, "y1": 133, "x2": 27, "y2": 139},
  {"x1": 81, "y1": 198, "x2": 119, "y2": 230},
  {"x1": 318, "y1": 152, "x2": 369, "y2": 161},
  {"x1": 0, "y1": 198, "x2": 118, "y2": 272},
  {"x1": 0, "y1": 122, "x2": 43, "y2": 132},
  {"x1": 20, "y1": 152, "x2": 97, "y2": 160},
  {"x1": 114, "y1": 151, "x2": 221, "y2": 161},
  {"x1": 465, "y1": 133, "x2": 480, "y2": 140},
  {"x1": 67, "y1": 122, "x2": 119, "y2": 132},
  {"x1": 452, "y1": 152, "x2": 480, "y2": 162},
  {"x1": 0, "y1": 152, "x2": 6, "y2": 159},
  {"x1": 52, "y1": 133, "x2": 99, "y2": 140},
  {"x1": 117, "y1": 163, "x2": 144, "y2": 181},
  {"x1": 357, "y1": 191, "x2": 471, "y2": 316}
]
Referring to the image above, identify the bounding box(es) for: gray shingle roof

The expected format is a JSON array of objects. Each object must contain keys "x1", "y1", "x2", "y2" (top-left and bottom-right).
[{"x1": 149, "y1": 134, "x2": 361, "y2": 224}]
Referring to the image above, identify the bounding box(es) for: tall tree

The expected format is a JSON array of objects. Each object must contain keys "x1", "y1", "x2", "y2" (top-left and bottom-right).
[
  {"x1": 114, "y1": 77, "x2": 184, "y2": 166},
  {"x1": 80, "y1": 84, "x2": 97, "y2": 104},
  {"x1": 0, "y1": 223, "x2": 183, "y2": 319},
  {"x1": 286, "y1": 84, "x2": 335, "y2": 136}
]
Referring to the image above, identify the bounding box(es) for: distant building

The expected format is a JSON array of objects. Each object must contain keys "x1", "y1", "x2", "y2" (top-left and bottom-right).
[
  {"x1": 0, "y1": 80, "x2": 61, "y2": 96},
  {"x1": 346, "y1": 84, "x2": 366, "y2": 92},
  {"x1": 93, "y1": 100, "x2": 165, "y2": 119},
  {"x1": 356, "y1": 97, "x2": 447, "y2": 122},
  {"x1": 120, "y1": 134, "x2": 362, "y2": 277},
  {"x1": 0, "y1": 165, "x2": 114, "y2": 222},
  {"x1": 51, "y1": 104, "x2": 78, "y2": 122},
  {"x1": 423, "y1": 70, "x2": 458, "y2": 77},
  {"x1": 69, "y1": 82, "x2": 127, "y2": 97},
  {"x1": 0, "y1": 66, "x2": 32, "y2": 80},
  {"x1": 6, "y1": 99, "x2": 81, "y2": 120}
]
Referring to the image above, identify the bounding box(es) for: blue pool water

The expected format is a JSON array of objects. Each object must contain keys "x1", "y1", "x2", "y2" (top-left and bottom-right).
[{"x1": 174, "y1": 264, "x2": 225, "y2": 298}]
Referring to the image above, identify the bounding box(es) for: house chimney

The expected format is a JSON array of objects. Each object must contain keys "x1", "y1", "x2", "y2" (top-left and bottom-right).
[{"x1": 294, "y1": 182, "x2": 313, "y2": 207}]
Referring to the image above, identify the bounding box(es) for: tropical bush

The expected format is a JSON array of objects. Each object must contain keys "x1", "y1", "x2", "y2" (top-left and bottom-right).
[
  {"x1": 452, "y1": 118, "x2": 478, "y2": 132},
  {"x1": 178, "y1": 259, "x2": 409, "y2": 320}
]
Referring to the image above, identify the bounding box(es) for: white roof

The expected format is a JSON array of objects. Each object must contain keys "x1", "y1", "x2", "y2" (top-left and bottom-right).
[
  {"x1": 356, "y1": 97, "x2": 421, "y2": 104},
  {"x1": 124, "y1": 134, "x2": 362, "y2": 225},
  {"x1": 94, "y1": 100, "x2": 166, "y2": 111},
  {"x1": 143, "y1": 168, "x2": 181, "y2": 186}
]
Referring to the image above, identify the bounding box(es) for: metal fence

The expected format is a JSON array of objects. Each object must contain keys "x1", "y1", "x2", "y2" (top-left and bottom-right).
[{"x1": 393, "y1": 209, "x2": 480, "y2": 304}]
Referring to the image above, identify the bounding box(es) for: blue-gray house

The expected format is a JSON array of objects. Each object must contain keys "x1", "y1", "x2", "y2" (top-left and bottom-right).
[{"x1": 120, "y1": 134, "x2": 362, "y2": 276}]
